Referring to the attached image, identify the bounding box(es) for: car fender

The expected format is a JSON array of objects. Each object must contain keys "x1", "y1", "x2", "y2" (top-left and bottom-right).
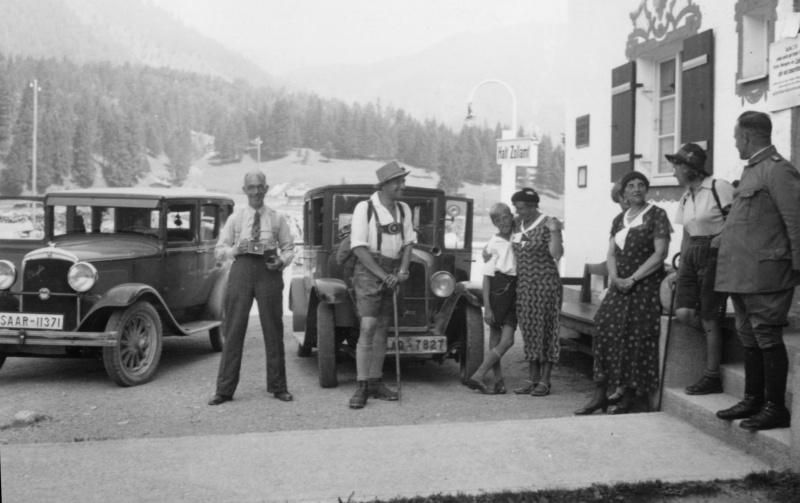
[
  {"x1": 313, "y1": 277, "x2": 349, "y2": 305},
  {"x1": 432, "y1": 281, "x2": 483, "y2": 335},
  {"x1": 79, "y1": 284, "x2": 183, "y2": 334},
  {"x1": 201, "y1": 268, "x2": 229, "y2": 321},
  {"x1": 290, "y1": 275, "x2": 308, "y2": 332}
]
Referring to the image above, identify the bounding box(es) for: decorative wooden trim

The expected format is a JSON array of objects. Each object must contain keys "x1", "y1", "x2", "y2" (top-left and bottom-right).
[{"x1": 626, "y1": 0, "x2": 702, "y2": 60}]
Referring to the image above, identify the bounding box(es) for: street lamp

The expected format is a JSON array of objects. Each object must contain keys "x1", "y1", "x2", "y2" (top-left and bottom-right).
[
  {"x1": 30, "y1": 79, "x2": 40, "y2": 195},
  {"x1": 465, "y1": 79, "x2": 520, "y2": 204}
]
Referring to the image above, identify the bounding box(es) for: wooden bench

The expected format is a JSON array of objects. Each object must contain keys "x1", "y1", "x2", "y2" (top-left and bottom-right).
[{"x1": 559, "y1": 262, "x2": 608, "y2": 355}]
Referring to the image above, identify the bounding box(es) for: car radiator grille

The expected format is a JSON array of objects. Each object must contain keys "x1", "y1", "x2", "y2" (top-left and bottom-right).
[
  {"x1": 397, "y1": 262, "x2": 427, "y2": 328},
  {"x1": 22, "y1": 258, "x2": 78, "y2": 329}
]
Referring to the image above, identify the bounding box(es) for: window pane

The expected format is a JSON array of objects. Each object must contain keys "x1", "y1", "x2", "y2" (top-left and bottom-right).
[
  {"x1": 742, "y1": 14, "x2": 768, "y2": 78},
  {"x1": 658, "y1": 137, "x2": 675, "y2": 174},
  {"x1": 659, "y1": 59, "x2": 676, "y2": 97},
  {"x1": 659, "y1": 98, "x2": 676, "y2": 134}
]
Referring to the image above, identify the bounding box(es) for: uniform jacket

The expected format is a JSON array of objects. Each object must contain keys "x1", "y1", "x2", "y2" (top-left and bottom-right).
[{"x1": 716, "y1": 146, "x2": 800, "y2": 293}]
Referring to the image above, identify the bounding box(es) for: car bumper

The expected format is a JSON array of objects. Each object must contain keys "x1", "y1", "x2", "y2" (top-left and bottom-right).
[{"x1": 0, "y1": 329, "x2": 118, "y2": 347}]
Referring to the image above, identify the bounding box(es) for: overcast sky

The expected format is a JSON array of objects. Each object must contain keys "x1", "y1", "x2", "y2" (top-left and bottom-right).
[{"x1": 151, "y1": 0, "x2": 568, "y2": 75}]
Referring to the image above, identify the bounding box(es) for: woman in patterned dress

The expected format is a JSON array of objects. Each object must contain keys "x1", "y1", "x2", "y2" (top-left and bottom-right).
[
  {"x1": 510, "y1": 188, "x2": 564, "y2": 397},
  {"x1": 575, "y1": 171, "x2": 672, "y2": 415}
]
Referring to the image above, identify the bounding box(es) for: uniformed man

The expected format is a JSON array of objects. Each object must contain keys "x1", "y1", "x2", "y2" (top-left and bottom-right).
[{"x1": 715, "y1": 111, "x2": 800, "y2": 430}]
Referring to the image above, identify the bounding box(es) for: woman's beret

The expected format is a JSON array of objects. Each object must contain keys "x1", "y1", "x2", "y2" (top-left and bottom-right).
[{"x1": 619, "y1": 171, "x2": 650, "y2": 191}]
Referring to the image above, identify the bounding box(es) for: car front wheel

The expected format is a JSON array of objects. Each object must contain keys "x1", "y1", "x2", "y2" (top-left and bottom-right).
[
  {"x1": 102, "y1": 301, "x2": 163, "y2": 386},
  {"x1": 459, "y1": 304, "x2": 485, "y2": 383}
]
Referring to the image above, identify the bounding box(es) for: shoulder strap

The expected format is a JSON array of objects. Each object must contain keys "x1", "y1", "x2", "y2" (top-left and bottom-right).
[{"x1": 710, "y1": 179, "x2": 728, "y2": 218}]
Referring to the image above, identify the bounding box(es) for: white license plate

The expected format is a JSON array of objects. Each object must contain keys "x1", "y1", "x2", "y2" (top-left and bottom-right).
[
  {"x1": 0, "y1": 313, "x2": 64, "y2": 330},
  {"x1": 386, "y1": 336, "x2": 447, "y2": 354}
]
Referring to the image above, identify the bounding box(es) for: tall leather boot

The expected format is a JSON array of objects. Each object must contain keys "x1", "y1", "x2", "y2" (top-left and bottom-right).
[
  {"x1": 716, "y1": 346, "x2": 764, "y2": 420},
  {"x1": 740, "y1": 344, "x2": 791, "y2": 430}
]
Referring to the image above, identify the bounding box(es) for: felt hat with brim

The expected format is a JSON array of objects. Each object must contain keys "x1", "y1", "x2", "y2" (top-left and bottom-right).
[
  {"x1": 374, "y1": 161, "x2": 409, "y2": 188},
  {"x1": 665, "y1": 143, "x2": 709, "y2": 176}
]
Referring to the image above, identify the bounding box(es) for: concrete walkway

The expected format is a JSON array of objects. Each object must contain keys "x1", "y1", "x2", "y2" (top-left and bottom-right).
[{"x1": 1, "y1": 412, "x2": 770, "y2": 503}]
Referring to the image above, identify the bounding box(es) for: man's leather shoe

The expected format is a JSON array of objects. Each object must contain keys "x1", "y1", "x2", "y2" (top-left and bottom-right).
[
  {"x1": 273, "y1": 391, "x2": 293, "y2": 402},
  {"x1": 739, "y1": 402, "x2": 791, "y2": 431},
  {"x1": 716, "y1": 395, "x2": 762, "y2": 420},
  {"x1": 208, "y1": 394, "x2": 232, "y2": 406}
]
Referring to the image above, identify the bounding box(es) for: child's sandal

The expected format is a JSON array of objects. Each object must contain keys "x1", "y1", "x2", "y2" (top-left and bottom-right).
[{"x1": 531, "y1": 382, "x2": 551, "y2": 397}]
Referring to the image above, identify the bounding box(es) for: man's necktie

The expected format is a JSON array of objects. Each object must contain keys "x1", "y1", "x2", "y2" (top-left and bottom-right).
[{"x1": 251, "y1": 210, "x2": 261, "y2": 241}]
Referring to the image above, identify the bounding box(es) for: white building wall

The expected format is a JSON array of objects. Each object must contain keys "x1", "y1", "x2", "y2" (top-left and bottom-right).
[{"x1": 564, "y1": 0, "x2": 799, "y2": 278}]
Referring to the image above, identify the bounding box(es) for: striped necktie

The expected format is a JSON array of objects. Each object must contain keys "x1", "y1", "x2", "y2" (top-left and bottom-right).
[{"x1": 251, "y1": 210, "x2": 261, "y2": 241}]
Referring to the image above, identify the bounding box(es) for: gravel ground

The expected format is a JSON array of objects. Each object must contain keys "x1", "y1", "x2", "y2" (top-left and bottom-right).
[{"x1": 0, "y1": 316, "x2": 597, "y2": 445}]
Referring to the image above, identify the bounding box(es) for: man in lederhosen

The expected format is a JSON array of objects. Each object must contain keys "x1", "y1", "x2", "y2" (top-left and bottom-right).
[{"x1": 347, "y1": 161, "x2": 416, "y2": 409}]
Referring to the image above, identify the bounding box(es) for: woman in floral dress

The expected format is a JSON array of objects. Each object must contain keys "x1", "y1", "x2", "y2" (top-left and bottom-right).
[
  {"x1": 510, "y1": 188, "x2": 564, "y2": 397},
  {"x1": 575, "y1": 171, "x2": 672, "y2": 415}
]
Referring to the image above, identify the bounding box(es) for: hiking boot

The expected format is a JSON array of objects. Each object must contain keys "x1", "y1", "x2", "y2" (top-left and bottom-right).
[
  {"x1": 684, "y1": 375, "x2": 723, "y2": 395},
  {"x1": 349, "y1": 380, "x2": 369, "y2": 409},
  {"x1": 740, "y1": 402, "x2": 791, "y2": 431},
  {"x1": 367, "y1": 378, "x2": 399, "y2": 401},
  {"x1": 716, "y1": 395, "x2": 763, "y2": 421}
]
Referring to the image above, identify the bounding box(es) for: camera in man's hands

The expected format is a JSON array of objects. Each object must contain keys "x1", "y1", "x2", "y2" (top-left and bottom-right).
[
  {"x1": 264, "y1": 248, "x2": 279, "y2": 265},
  {"x1": 246, "y1": 239, "x2": 265, "y2": 255}
]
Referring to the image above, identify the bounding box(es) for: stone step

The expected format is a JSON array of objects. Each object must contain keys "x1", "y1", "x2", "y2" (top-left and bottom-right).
[
  {"x1": 720, "y1": 362, "x2": 794, "y2": 410},
  {"x1": 661, "y1": 387, "x2": 792, "y2": 469}
]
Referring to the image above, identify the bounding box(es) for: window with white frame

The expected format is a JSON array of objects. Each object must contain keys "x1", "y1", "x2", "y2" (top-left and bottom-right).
[
  {"x1": 655, "y1": 55, "x2": 680, "y2": 175},
  {"x1": 740, "y1": 13, "x2": 769, "y2": 81}
]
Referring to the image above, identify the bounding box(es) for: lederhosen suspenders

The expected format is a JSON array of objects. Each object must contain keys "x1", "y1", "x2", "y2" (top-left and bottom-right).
[{"x1": 367, "y1": 200, "x2": 405, "y2": 253}]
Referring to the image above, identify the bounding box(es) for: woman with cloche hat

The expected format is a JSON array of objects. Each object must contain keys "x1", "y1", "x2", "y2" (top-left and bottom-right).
[
  {"x1": 668, "y1": 143, "x2": 734, "y2": 396},
  {"x1": 575, "y1": 171, "x2": 672, "y2": 415}
]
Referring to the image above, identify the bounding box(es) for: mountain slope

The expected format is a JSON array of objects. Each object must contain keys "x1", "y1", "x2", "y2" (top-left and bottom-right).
[
  {"x1": 0, "y1": 0, "x2": 274, "y2": 86},
  {"x1": 283, "y1": 22, "x2": 567, "y2": 135}
]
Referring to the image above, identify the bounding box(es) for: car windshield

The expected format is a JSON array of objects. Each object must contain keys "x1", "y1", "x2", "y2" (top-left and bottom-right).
[
  {"x1": 51, "y1": 204, "x2": 162, "y2": 238},
  {"x1": 332, "y1": 194, "x2": 436, "y2": 247},
  {"x1": 0, "y1": 198, "x2": 45, "y2": 240}
]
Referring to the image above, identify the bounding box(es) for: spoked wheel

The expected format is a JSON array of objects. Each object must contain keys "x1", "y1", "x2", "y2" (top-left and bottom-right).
[
  {"x1": 459, "y1": 304, "x2": 485, "y2": 383},
  {"x1": 102, "y1": 301, "x2": 163, "y2": 386}
]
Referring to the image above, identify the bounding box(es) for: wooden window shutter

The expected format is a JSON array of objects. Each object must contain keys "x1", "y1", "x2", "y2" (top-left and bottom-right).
[
  {"x1": 610, "y1": 61, "x2": 636, "y2": 182},
  {"x1": 681, "y1": 29, "x2": 714, "y2": 173}
]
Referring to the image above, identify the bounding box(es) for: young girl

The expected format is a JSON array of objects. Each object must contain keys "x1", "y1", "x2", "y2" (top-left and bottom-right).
[{"x1": 466, "y1": 202, "x2": 517, "y2": 394}]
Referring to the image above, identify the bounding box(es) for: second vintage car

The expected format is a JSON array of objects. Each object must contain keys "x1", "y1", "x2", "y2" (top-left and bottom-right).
[
  {"x1": 0, "y1": 188, "x2": 233, "y2": 386},
  {"x1": 290, "y1": 184, "x2": 485, "y2": 387}
]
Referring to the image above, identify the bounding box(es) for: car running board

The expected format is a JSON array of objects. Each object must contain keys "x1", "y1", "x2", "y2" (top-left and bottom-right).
[{"x1": 178, "y1": 320, "x2": 222, "y2": 335}]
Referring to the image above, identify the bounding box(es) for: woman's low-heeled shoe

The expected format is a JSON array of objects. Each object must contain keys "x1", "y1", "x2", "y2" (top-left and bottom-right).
[
  {"x1": 574, "y1": 396, "x2": 609, "y2": 416},
  {"x1": 466, "y1": 378, "x2": 494, "y2": 395},
  {"x1": 514, "y1": 381, "x2": 535, "y2": 394},
  {"x1": 610, "y1": 403, "x2": 634, "y2": 415},
  {"x1": 531, "y1": 382, "x2": 550, "y2": 397},
  {"x1": 607, "y1": 391, "x2": 623, "y2": 406},
  {"x1": 493, "y1": 379, "x2": 507, "y2": 395}
]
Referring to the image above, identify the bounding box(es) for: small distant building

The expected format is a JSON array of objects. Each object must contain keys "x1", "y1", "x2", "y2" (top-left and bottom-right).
[{"x1": 563, "y1": 0, "x2": 800, "y2": 276}]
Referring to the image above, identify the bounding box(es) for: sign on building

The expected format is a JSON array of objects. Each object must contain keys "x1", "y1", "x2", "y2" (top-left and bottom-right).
[{"x1": 769, "y1": 36, "x2": 800, "y2": 112}]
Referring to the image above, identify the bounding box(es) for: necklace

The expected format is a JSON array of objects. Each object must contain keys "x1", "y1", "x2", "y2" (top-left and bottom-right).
[{"x1": 626, "y1": 205, "x2": 646, "y2": 221}]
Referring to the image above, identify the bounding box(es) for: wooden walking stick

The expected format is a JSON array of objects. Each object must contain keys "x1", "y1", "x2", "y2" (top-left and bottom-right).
[{"x1": 392, "y1": 289, "x2": 401, "y2": 401}]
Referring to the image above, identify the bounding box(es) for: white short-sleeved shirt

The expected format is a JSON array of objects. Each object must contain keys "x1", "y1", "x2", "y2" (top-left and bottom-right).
[
  {"x1": 349, "y1": 192, "x2": 416, "y2": 259},
  {"x1": 673, "y1": 177, "x2": 734, "y2": 236},
  {"x1": 482, "y1": 234, "x2": 516, "y2": 277}
]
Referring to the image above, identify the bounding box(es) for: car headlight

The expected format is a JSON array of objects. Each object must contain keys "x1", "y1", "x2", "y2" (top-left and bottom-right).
[
  {"x1": 0, "y1": 260, "x2": 17, "y2": 291},
  {"x1": 430, "y1": 271, "x2": 455, "y2": 298},
  {"x1": 68, "y1": 262, "x2": 98, "y2": 292}
]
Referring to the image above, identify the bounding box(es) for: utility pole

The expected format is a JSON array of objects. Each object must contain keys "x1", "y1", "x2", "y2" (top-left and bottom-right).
[{"x1": 30, "y1": 79, "x2": 40, "y2": 195}]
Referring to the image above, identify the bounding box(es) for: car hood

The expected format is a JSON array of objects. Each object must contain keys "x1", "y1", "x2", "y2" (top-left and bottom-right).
[{"x1": 42, "y1": 237, "x2": 161, "y2": 261}]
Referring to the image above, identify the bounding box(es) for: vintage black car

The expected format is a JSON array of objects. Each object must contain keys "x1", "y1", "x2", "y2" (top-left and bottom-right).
[
  {"x1": 289, "y1": 184, "x2": 485, "y2": 387},
  {"x1": 0, "y1": 188, "x2": 233, "y2": 386}
]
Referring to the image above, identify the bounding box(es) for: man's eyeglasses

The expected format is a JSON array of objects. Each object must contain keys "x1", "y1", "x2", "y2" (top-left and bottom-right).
[{"x1": 245, "y1": 184, "x2": 267, "y2": 193}]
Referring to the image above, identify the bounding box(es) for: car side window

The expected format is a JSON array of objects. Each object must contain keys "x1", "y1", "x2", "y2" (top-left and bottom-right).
[
  {"x1": 200, "y1": 204, "x2": 219, "y2": 242},
  {"x1": 166, "y1": 204, "x2": 196, "y2": 245}
]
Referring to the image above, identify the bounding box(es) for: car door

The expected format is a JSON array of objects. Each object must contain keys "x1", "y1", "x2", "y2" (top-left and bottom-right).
[
  {"x1": 0, "y1": 197, "x2": 47, "y2": 293},
  {"x1": 162, "y1": 200, "x2": 200, "y2": 311},
  {"x1": 197, "y1": 200, "x2": 232, "y2": 303}
]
